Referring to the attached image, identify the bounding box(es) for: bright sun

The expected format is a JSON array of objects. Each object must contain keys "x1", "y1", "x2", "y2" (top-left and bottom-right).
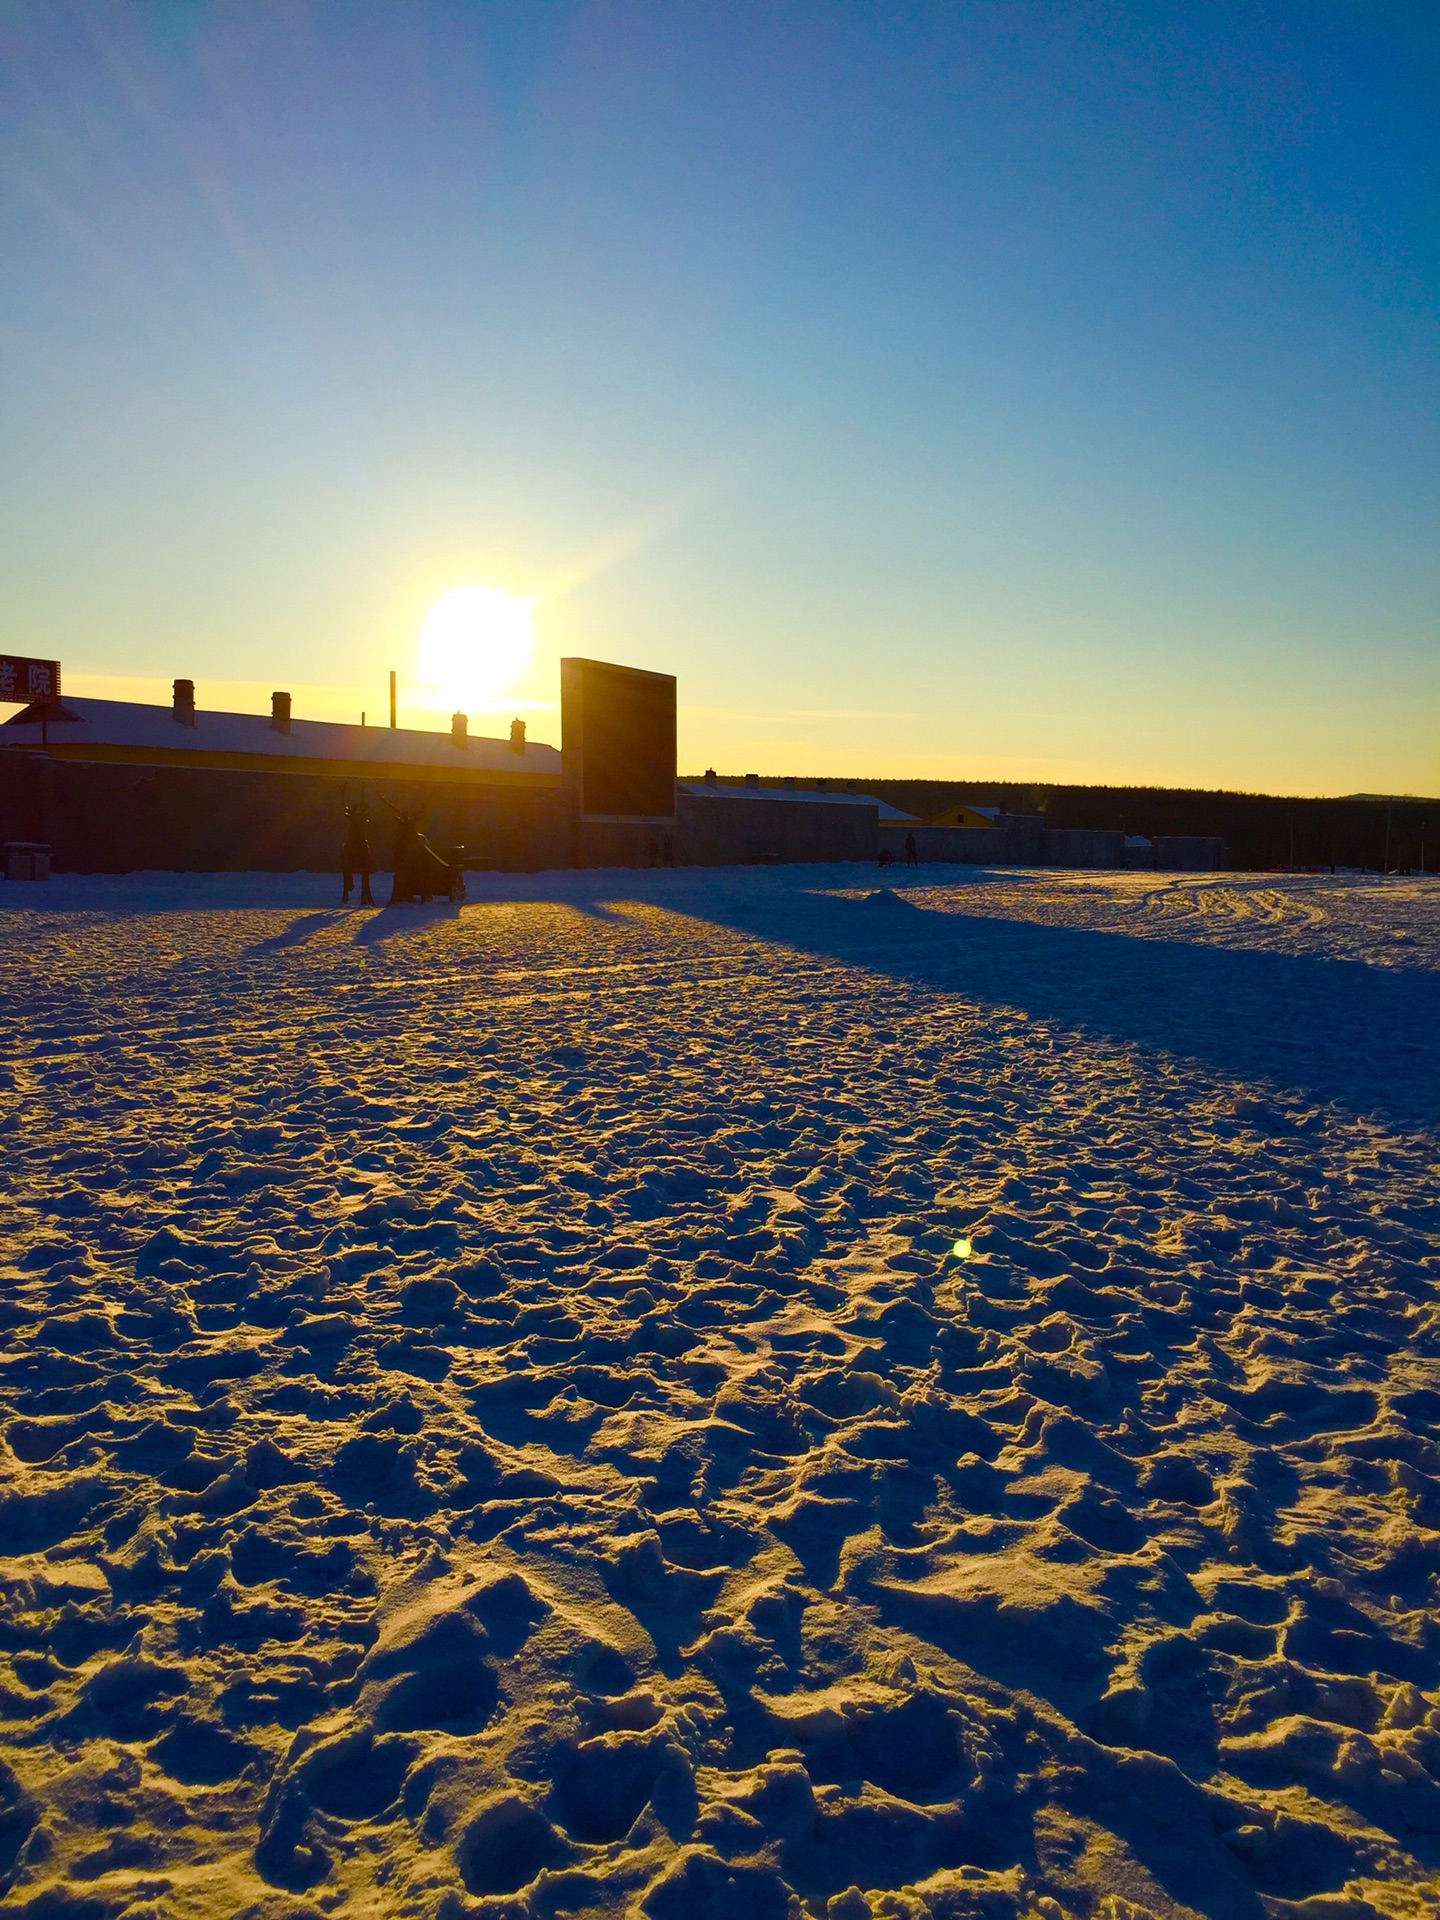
[{"x1": 416, "y1": 585, "x2": 533, "y2": 712}]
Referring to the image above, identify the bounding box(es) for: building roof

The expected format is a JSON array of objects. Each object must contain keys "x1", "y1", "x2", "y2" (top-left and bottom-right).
[
  {"x1": 678, "y1": 782, "x2": 918, "y2": 823},
  {"x1": 0, "y1": 696, "x2": 563, "y2": 788}
]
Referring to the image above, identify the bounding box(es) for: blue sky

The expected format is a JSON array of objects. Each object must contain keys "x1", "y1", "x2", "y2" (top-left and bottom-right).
[{"x1": 1, "y1": 2, "x2": 1436, "y2": 792}]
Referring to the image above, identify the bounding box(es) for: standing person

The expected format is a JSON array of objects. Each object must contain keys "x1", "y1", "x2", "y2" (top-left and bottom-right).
[
  {"x1": 905, "y1": 831, "x2": 918, "y2": 867},
  {"x1": 342, "y1": 797, "x2": 375, "y2": 906},
  {"x1": 389, "y1": 809, "x2": 420, "y2": 905}
]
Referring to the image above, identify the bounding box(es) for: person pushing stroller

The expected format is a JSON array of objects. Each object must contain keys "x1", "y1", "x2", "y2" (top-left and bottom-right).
[{"x1": 386, "y1": 803, "x2": 466, "y2": 904}]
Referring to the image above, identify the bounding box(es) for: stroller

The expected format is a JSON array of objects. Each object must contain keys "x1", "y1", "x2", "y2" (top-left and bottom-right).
[{"x1": 439, "y1": 844, "x2": 467, "y2": 903}]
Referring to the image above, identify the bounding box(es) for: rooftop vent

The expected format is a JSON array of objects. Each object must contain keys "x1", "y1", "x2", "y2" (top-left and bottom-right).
[
  {"x1": 704, "y1": 768, "x2": 717, "y2": 786},
  {"x1": 509, "y1": 717, "x2": 526, "y2": 753},
  {"x1": 452, "y1": 711, "x2": 468, "y2": 746},
  {"x1": 172, "y1": 678, "x2": 195, "y2": 726},
  {"x1": 271, "y1": 691, "x2": 291, "y2": 734}
]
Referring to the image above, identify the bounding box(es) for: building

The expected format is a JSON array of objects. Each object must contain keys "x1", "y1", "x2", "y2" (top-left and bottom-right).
[
  {"x1": 676, "y1": 776, "x2": 897, "y2": 865},
  {"x1": 925, "y1": 800, "x2": 1006, "y2": 830},
  {"x1": 0, "y1": 660, "x2": 675, "y2": 874}
]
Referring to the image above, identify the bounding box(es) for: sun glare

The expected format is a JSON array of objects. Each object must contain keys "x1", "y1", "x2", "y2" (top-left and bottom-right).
[{"x1": 416, "y1": 585, "x2": 533, "y2": 711}]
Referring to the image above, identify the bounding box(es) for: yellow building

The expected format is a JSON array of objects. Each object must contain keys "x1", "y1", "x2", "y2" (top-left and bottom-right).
[{"x1": 925, "y1": 800, "x2": 1001, "y2": 829}]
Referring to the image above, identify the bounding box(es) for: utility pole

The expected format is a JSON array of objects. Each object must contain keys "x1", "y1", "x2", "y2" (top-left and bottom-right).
[
  {"x1": 1384, "y1": 803, "x2": 1392, "y2": 876},
  {"x1": 389, "y1": 671, "x2": 397, "y2": 730}
]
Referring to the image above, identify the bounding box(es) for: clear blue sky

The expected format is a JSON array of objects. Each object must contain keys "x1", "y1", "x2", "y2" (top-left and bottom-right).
[{"x1": 2, "y1": 2, "x2": 1436, "y2": 792}]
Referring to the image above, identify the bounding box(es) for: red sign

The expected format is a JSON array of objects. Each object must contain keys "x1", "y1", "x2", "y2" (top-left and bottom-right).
[{"x1": 0, "y1": 655, "x2": 61, "y2": 704}]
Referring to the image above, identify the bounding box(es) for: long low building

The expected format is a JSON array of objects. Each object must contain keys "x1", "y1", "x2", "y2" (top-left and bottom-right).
[
  {"x1": 0, "y1": 656, "x2": 692, "y2": 874},
  {"x1": 0, "y1": 686, "x2": 574, "y2": 872},
  {"x1": 676, "y1": 778, "x2": 917, "y2": 865}
]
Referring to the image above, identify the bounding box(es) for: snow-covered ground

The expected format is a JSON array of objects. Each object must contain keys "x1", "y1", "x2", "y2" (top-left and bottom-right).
[{"x1": 1, "y1": 865, "x2": 1438, "y2": 1920}]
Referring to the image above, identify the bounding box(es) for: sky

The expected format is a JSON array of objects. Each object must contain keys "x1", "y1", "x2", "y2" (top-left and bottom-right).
[{"x1": 1, "y1": 1, "x2": 1436, "y2": 794}]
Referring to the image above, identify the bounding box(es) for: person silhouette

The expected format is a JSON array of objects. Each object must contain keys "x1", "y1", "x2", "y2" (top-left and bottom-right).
[
  {"x1": 342, "y1": 799, "x2": 375, "y2": 905},
  {"x1": 905, "y1": 831, "x2": 918, "y2": 867},
  {"x1": 389, "y1": 809, "x2": 421, "y2": 905}
]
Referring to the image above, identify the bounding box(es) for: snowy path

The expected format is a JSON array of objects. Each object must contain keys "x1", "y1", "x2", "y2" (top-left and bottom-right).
[{"x1": 1, "y1": 867, "x2": 1438, "y2": 1920}]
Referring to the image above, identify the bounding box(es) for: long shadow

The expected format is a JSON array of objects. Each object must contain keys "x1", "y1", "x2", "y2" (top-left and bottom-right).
[
  {"x1": 659, "y1": 884, "x2": 1440, "y2": 1135},
  {"x1": 352, "y1": 900, "x2": 462, "y2": 945},
  {"x1": 248, "y1": 910, "x2": 350, "y2": 954}
]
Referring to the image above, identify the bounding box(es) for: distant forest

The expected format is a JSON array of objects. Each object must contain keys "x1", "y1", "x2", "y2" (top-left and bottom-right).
[{"x1": 685, "y1": 777, "x2": 1440, "y2": 872}]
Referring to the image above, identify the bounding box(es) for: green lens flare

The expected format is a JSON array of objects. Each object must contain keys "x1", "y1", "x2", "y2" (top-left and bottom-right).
[{"x1": 952, "y1": 1238, "x2": 972, "y2": 1260}]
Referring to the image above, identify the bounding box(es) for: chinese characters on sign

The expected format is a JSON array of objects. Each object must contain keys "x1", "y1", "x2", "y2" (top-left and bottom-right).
[{"x1": 0, "y1": 656, "x2": 62, "y2": 705}]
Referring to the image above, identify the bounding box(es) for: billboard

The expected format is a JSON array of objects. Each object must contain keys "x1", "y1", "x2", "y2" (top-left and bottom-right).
[
  {"x1": 561, "y1": 658, "x2": 676, "y2": 822},
  {"x1": 0, "y1": 655, "x2": 61, "y2": 705}
]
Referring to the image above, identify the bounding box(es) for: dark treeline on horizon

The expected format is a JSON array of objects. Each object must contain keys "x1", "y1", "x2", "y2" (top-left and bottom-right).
[{"x1": 685, "y1": 776, "x2": 1440, "y2": 873}]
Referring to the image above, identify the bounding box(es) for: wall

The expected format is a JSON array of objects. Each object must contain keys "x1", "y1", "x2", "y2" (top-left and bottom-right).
[
  {"x1": 878, "y1": 817, "x2": 1043, "y2": 864},
  {"x1": 1155, "y1": 835, "x2": 1227, "y2": 871},
  {"x1": 0, "y1": 753, "x2": 1239, "y2": 878},
  {"x1": 1042, "y1": 828, "x2": 1126, "y2": 868},
  {"x1": 0, "y1": 751, "x2": 572, "y2": 873},
  {"x1": 574, "y1": 819, "x2": 678, "y2": 869},
  {"x1": 677, "y1": 791, "x2": 878, "y2": 866}
]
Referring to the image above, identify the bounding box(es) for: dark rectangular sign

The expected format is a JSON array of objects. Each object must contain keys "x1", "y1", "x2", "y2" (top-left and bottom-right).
[
  {"x1": 0, "y1": 655, "x2": 61, "y2": 704},
  {"x1": 561, "y1": 658, "x2": 676, "y2": 821}
]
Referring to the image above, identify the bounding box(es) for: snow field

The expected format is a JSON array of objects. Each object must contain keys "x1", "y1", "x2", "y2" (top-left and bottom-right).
[{"x1": 0, "y1": 866, "x2": 1438, "y2": 1920}]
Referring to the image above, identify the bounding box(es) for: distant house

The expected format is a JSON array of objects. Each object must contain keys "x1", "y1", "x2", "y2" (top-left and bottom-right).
[{"x1": 925, "y1": 800, "x2": 1005, "y2": 830}]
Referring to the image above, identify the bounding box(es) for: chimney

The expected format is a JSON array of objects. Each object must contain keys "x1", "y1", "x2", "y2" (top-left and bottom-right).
[
  {"x1": 271, "y1": 691, "x2": 291, "y2": 734},
  {"x1": 745, "y1": 772, "x2": 760, "y2": 788},
  {"x1": 452, "y1": 711, "x2": 468, "y2": 747},
  {"x1": 703, "y1": 767, "x2": 718, "y2": 786},
  {"x1": 509, "y1": 717, "x2": 526, "y2": 754},
  {"x1": 172, "y1": 678, "x2": 195, "y2": 726}
]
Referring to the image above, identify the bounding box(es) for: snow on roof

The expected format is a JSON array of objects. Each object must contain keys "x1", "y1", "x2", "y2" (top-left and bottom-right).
[
  {"x1": 678, "y1": 782, "x2": 918, "y2": 823},
  {"x1": 0, "y1": 696, "x2": 562, "y2": 780}
]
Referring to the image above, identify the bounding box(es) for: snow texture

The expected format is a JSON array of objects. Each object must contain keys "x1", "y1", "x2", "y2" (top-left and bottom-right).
[{"x1": 1, "y1": 865, "x2": 1438, "y2": 1920}]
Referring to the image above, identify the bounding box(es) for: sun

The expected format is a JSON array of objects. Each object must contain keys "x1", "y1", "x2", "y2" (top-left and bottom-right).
[{"x1": 416, "y1": 585, "x2": 533, "y2": 711}]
